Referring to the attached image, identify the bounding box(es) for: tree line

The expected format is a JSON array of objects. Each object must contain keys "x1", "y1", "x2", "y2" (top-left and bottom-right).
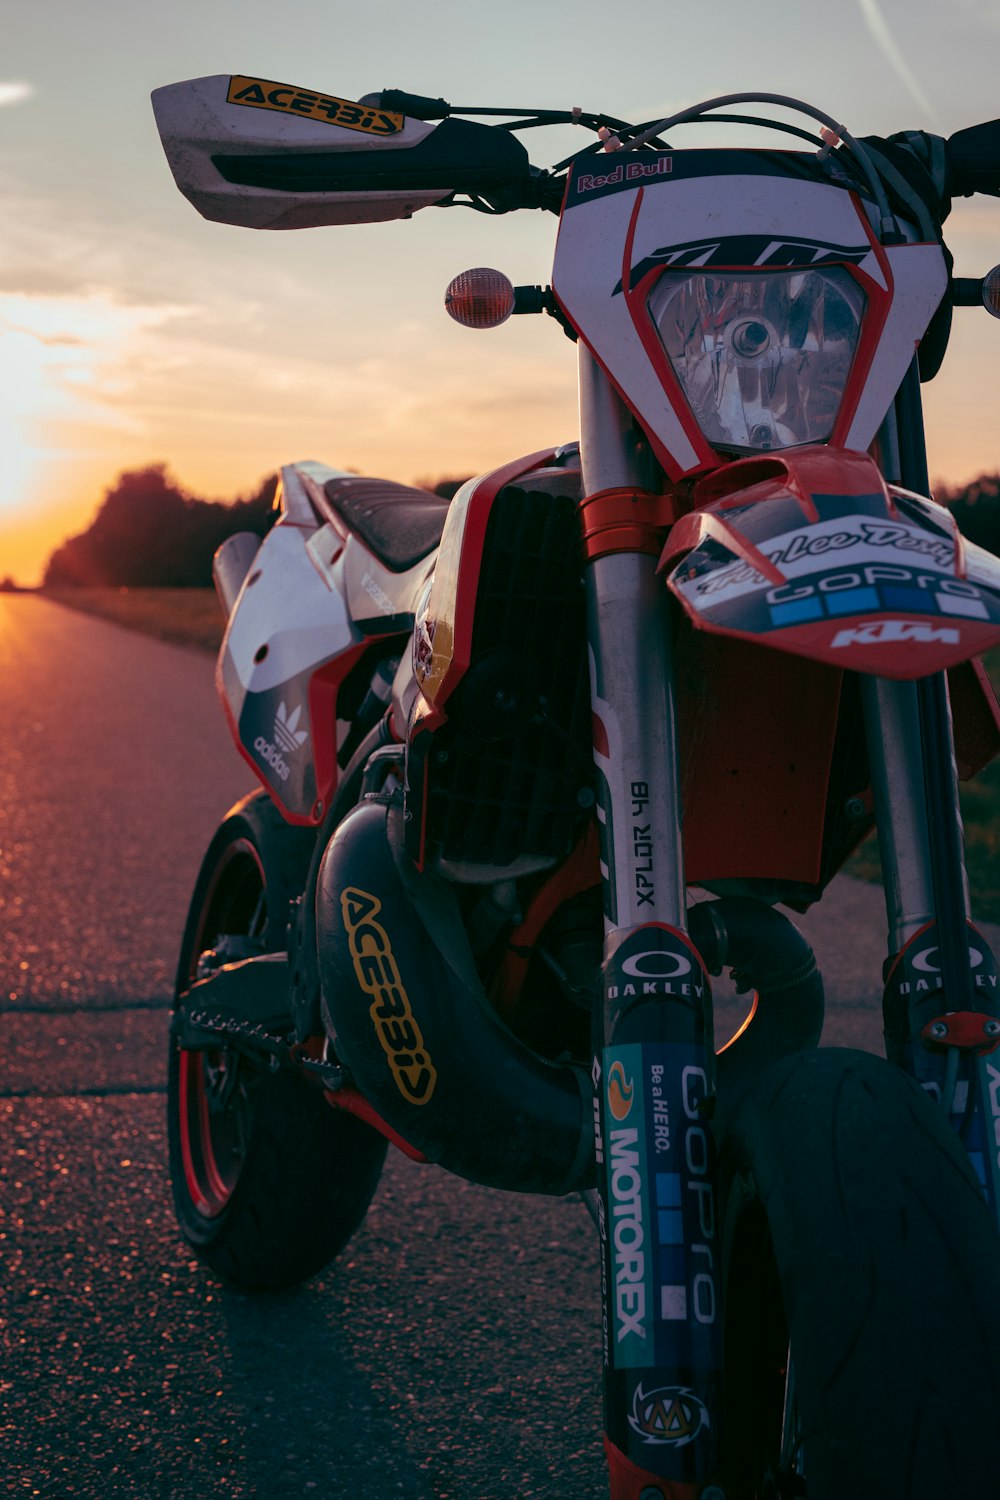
[
  {"x1": 43, "y1": 465, "x2": 280, "y2": 588},
  {"x1": 37, "y1": 461, "x2": 1000, "y2": 590},
  {"x1": 41, "y1": 465, "x2": 473, "y2": 589},
  {"x1": 937, "y1": 475, "x2": 1000, "y2": 556}
]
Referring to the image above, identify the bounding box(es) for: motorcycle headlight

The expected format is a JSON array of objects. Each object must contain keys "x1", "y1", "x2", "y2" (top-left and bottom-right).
[{"x1": 647, "y1": 267, "x2": 866, "y2": 453}]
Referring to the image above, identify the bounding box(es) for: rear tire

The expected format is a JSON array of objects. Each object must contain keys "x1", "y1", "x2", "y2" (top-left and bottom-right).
[
  {"x1": 167, "y1": 790, "x2": 387, "y2": 1290},
  {"x1": 717, "y1": 1048, "x2": 1000, "y2": 1499}
]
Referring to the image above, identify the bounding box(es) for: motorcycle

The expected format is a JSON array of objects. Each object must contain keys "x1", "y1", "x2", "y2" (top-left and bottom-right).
[{"x1": 152, "y1": 76, "x2": 1000, "y2": 1498}]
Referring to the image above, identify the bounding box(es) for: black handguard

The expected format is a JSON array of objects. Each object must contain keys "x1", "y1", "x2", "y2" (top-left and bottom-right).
[
  {"x1": 862, "y1": 119, "x2": 1000, "y2": 379},
  {"x1": 860, "y1": 128, "x2": 954, "y2": 379},
  {"x1": 212, "y1": 117, "x2": 535, "y2": 207},
  {"x1": 946, "y1": 118, "x2": 1000, "y2": 198},
  {"x1": 861, "y1": 129, "x2": 950, "y2": 228}
]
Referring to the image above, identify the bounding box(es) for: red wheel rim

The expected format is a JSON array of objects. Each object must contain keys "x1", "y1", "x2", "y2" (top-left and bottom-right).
[{"x1": 176, "y1": 839, "x2": 267, "y2": 1219}]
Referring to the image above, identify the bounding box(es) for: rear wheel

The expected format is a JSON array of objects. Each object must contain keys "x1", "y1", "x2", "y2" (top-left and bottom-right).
[
  {"x1": 718, "y1": 1048, "x2": 1000, "y2": 1499},
  {"x1": 167, "y1": 791, "x2": 387, "y2": 1290}
]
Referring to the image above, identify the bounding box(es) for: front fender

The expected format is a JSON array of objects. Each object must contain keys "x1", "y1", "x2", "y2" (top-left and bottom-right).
[{"x1": 660, "y1": 446, "x2": 1000, "y2": 678}]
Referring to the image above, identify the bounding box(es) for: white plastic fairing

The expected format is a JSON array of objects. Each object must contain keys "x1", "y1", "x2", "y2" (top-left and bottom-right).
[
  {"x1": 151, "y1": 75, "x2": 450, "y2": 229},
  {"x1": 223, "y1": 519, "x2": 352, "y2": 698},
  {"x1": 553, "y1": 154, "x2": 948, "y2": 476},
  {"x1": 213, "y1": 531, "x2": 261, "y2": 617},
  {"x1": 840, "y1": 242, "x2": 949, "y2": 450},
  {"x1": 554, "y1": 179, "x2": 705, "y2": 473}
]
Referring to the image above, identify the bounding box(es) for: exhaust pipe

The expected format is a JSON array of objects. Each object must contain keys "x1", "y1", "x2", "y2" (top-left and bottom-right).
[{"x1": 315, "y1": 797, "x2": 594, "y2": 1195}]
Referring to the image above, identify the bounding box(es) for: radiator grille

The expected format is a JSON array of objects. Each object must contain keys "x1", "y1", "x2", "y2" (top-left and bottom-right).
[{"x1": 425, "y1": 485, "x2": 592, "y2": 871}]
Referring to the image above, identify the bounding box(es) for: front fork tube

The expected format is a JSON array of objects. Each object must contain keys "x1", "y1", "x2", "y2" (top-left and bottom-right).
[
  {"x1": 862, "y1": 672, "x2": 1000, "y2": 1222},
  {"x1": 586, "y1": 549, "x2": 723, "y2": 1497}
]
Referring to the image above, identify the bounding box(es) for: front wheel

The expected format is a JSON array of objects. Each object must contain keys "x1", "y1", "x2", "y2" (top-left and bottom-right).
[
  {"x1": 718, "y1": 1048, "x2": 1000, "y2": 1499},
  {"x1": 167, "y1": 791, "x2": 387, "y2": 1290}
]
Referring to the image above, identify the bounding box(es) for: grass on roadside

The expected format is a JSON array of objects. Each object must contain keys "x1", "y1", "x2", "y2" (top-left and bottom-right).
[{"x1": 42, "y1": 587, "x2": 224, "y2": 653}]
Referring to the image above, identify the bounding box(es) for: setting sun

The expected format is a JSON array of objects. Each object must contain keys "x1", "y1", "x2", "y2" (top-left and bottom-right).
[{"x1": 0, "y1": 292, "x2": 191, "y2": 581}]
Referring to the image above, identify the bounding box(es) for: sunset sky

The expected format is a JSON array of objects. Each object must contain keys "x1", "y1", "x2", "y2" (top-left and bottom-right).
[{"x1": 4, "y1": 0, "x2": 1000, "y2": 583}]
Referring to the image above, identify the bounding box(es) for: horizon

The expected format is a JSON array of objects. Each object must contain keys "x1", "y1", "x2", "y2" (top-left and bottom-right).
[{"x1": 5, "y1": 0, "x2": 1000, "y2": 586}]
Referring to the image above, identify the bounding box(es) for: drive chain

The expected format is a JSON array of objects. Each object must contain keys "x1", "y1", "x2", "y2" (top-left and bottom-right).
[{"x1": 178, "y1": 1007, "x2": 344, "y2": 1088}]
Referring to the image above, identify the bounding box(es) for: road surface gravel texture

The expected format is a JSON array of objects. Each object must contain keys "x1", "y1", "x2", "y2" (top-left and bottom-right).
[{"x1": 1, "y1": 594, "x2": 996, "y2": 1499}]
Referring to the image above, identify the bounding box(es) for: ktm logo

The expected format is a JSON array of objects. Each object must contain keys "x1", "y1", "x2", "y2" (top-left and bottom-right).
[
  {"x1": 628, "y1": 1383, "x2": 710, "y2": 1447},
  {"x1": 340, "y1": 887, "x2": 437, "y2": 1106},
  {"x1": 607, "y1": 1061, "x2": 635, "y2": 1121},
  {"x1": 831, "y1": 620, "x2": 960, "y2": 649}
]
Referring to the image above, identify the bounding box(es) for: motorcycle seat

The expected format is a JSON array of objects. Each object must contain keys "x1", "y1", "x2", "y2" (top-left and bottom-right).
[{"x1": 323, "y1": 475, "x2": 452, "y2": 573}]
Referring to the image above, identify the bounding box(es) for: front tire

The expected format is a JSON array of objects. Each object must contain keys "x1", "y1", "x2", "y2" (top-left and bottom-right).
[
  {"x1": 718, "y1": 1048, "x2": 1000, "y2": 1499},
  {"x1": 167, "y1": 791, "x2": 387, "y2": 1290}
]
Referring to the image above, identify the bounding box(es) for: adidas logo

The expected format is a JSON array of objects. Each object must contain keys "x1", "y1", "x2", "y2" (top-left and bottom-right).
[
  {"x1": 253, "y1": 701, "x2": 308, "y2": 784},
  {"x1": 273, "y1": 700, "x2": 309, "y2": 755}
]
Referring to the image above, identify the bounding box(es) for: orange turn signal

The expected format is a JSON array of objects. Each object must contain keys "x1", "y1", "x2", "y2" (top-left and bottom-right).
[{"x1": 444, "y1": 268, "x2": 515, "y2": 329}]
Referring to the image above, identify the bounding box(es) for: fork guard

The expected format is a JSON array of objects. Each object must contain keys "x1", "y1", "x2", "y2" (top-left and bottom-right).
[{"x1": 315, "y1": 796, "x2": 596, "y2": 1194}]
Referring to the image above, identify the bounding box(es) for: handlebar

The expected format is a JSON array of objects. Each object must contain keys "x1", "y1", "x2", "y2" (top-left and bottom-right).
[{"x1": 365, "y1": 92, "x2": 1000, "y2": 228}]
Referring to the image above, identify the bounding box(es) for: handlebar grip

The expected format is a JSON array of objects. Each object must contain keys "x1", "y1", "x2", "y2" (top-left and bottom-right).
[
  {"x1": 947, "y1": 119, "x2": 1000, "y2": 196},
  {"x1": 951, "y1": 277, "x2": 986, "y2": 307},
  {"x1": 379, "y1": 89, "x2": 451, "y2": 121}
]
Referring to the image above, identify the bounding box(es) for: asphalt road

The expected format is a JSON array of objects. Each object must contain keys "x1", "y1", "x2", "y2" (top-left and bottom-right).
[{"x1": 1, "y1": 594, "x2": 995, "y2": 1500}]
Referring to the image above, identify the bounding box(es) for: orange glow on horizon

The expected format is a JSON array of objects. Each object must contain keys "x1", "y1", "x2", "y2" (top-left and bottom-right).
[
  {"x1": 7, "y1": 410, "x2": 1000, "y2": 589},
  {"x1": 5, "y1": 223, "x2": 1000, "y2": 589}
]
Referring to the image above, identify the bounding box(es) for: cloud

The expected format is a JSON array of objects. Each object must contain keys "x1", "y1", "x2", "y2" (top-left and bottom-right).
[
  {"x1": 0, "y1": 290, "x2": 192, "y2": 507},
  {"x1": 0, "y1": 172, "x2": 197, "y2": 307},
  {"x1": 949, "y1": 0, "x2": 1000, "y2": 29},
  {"x1": 855, "y1": 0, "x2": 937, "y2": 121},
  {"x1": 0, "y1": 82, "x2": 34, "y2": 108}
]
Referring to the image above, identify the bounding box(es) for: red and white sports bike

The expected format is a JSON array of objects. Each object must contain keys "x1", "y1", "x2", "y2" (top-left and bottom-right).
[{"x1": 154, "y1": 78, "x2": 1000, "y2": 1498}]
